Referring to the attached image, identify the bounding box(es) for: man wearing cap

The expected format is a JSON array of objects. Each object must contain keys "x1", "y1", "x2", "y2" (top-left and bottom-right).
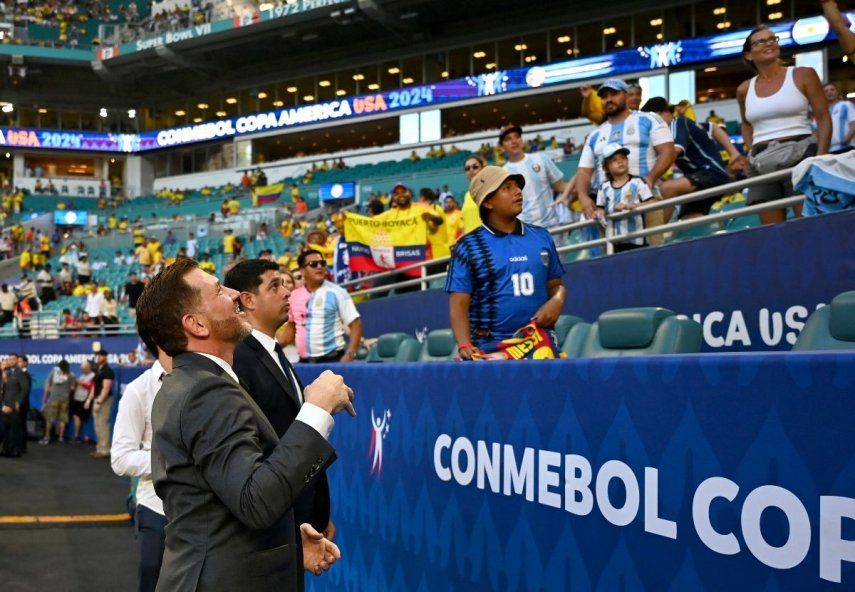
[
  {"x1": 446, "y1": 166, "x2": 566, "y2": 359},
  {"x1": 642, "y1": 96, "x2": 746, "y2": 220},
  {"x1": 500, "y1": 124, "x2": 570, "y2": 228},
  {"x1": 576, "y1": 78, "x2": 676, "y2": 219}
]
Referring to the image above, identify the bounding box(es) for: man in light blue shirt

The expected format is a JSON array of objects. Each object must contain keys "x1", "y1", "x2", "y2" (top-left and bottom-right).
[
  {"x1": 824, "y1": 83, "x2": 855, "y2": 153},
  {"x1": 500, "y1": 124, "x2": 569, "y2": 228}
]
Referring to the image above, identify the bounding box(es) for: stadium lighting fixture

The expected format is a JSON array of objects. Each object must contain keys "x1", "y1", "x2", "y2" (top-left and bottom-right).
[
  {"x1": 650, "y1": 18, "x2": 663, "y2": 26},
  {"x1": 257, "y1": 92, "x2": 268, "y2": 99},
  {"x1": 225, "y1": 97, "x2": 238, "y2": 104},
  {"x1": 713, "y1": 7, "x2": 726, "y2": 15},
  {"x1": 193, "y1": 117, "x2": 202, "y2": 123},
  {"x1": 127, "y1": 109, "x2": 136, "y2": 118},
  {"x1": 197, "y1": 103, "x2": 209, "y2": 109},
  {"x1": 335, "y1": 89, "x2": 346, "y2": 96},
  {"x1": 704, "y1": 66, "x2": 718, "y2": 72},
  {"x1": 272, "y1": 100, "x2": 284, "y2": 107},
  {"x1": 1, "y1": 103, "x2": 12, "y2": 113},
  {"x1": 175, "y1": 110, "x2": 186, "y2": 116},
  {"x1": 615, "y1": 40, "x2": 624, "y2": 47},
  {"x1": 557, "y1": 35, "x2": 571, "y2": 43},
  {"x1": 602, "y1": 27, "x2": 616, "y2": 35},
  {"x1": 215, "y1": 110, "x2": 227, "y2": 117},
  {"x1": 768, "y1": 12, "x2": 782, "y2": 19},
  {"x1": 766, "y1": 0, "x2": 781, "y2": 4},
  {"x1": 99, "y1": 107, "x2": 108, "y2": 118},
  {"x1": 656, "y1": 33, "x2": 664, "y2": 39},
  {"x1": 566, "y1": 48, "x2": 574, "y2": 55},
  {"x1": 303, "y1": 95, "x2": 315, "y2": 101},
  {"x1": 319, "y1": 80, "x2": 331, "y2": 87},
  {"x1": 387, "y1": 67, "x2": 400, "y2": 74},
  {"x1": 473, "y1": 51, "x2": 486, "y2": 58},
  {"x1": 287, "y1": 86, "x2": 298, "y2": 93},
  {"x1": 4, "y1": 153, "x2": 8, "y2": 158},
  {"x1": 259, "y1": 2, "x2": 273, "y2": 9},
  {"x1": 37, "y1": 108, "x2": 47, "y2": 114},
  {"x1": 367, "y1": 83, "x2": 379, "y2": 90},
  {"x1": 485, "y1": 62, "x2": 496, "y2": 69},
  {"x1": 402, "y1": 77, "x2": 414, "y2": 84},
  {"x1": 716, "y1": 21, "x2": 731, "y2": 29},
  {"x1": 524, "y1": 55, "x2": 537, "y2": 63},
  {"x1": 352, "y1": 73, "x2": 365, "y2": 81},
  {"x1": 513, "y1": 43, "x2": 528, "y2": 51}
]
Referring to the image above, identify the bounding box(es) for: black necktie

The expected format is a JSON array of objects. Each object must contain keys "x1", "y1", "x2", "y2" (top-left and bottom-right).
[{"x1": 274, "y1": 343, "x2": 301, "y2": 405}]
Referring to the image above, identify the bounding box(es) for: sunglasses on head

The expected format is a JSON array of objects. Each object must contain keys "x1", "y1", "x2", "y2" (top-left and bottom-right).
[
  {"x1": 303, "y1": 260, "x2": 325, "y2": 269},
  {"x1": 464, "y1": 164, "x2": 482, "y2": 171}
]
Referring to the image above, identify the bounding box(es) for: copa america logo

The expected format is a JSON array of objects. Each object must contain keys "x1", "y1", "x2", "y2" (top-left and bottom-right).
[
  {"x1": 369, "y1": 408, "x2": 392, "y2": 477},
  {"x1": 638, "y1": 41, "x2": 683, "y2": 69}
]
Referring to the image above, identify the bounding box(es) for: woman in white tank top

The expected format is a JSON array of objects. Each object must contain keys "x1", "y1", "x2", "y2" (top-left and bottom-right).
[{"x1": 737, "y1": 25, "x2": 830, "y2": 224}]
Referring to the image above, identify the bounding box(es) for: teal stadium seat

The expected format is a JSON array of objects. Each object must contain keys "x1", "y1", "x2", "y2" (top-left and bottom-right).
[
  {"x1": 561, "y1": 323, "x2": 592, "y2": 357},
  {"x1": 792, "y1": 291, "x2": 855, "y2": 351},
  {"x1": 418, "y1": 329, "x2": 457, "y2": 361},
  {"x1": 554, "y1": 315, "x2": 585, "y2": 345},
  {"x1": 366, "y1": 332, "x2": 421, "y2": 362},
  {"x1": 575, "y1": 307, "x2": 703, "y2": 358}
]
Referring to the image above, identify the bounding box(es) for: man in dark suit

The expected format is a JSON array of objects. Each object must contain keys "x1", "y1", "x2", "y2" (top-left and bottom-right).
[
  {"x1": 225, "y1": 259, "x2": 334, "y2": 537},
  {"x1": 136, "y1": 257, "x2": 356, "y2": 592}
]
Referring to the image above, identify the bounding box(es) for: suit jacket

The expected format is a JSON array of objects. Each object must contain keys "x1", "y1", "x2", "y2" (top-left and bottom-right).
[
  {"x1": 151, "y1": 352, "x2": 335, "y2": 592},
  {"x1": 3, "y1": 367, "x2": 27, "y2": 406},
  {"x1": 233, "y1": 334, "x2": 330, "y2": 531}
]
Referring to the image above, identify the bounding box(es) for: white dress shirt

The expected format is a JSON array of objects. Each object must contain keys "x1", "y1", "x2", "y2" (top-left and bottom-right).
[
  {"x1": 198, "y1": 351, "x2": 333, "y2": 439},
  {"x1": 111, "y1": 361, "x2": 166, "y2": 515}
]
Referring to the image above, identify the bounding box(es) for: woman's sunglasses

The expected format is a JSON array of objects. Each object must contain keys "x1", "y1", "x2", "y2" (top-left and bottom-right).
[
  {"x1": 464, "y1": 164, "x2": 482, "y2": 172},
  {"x1": 303, "y1": 260, "x2": 325, "y2": 269}
]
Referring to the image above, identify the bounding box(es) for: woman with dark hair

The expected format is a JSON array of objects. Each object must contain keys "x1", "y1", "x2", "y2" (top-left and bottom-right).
[{"x1": 736, "y1": 25, "x2": 830, "y2": 225}]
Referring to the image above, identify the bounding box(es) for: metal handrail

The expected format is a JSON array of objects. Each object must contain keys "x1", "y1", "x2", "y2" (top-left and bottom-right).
[{"x1": 347, "y1": 164, "x2": 806, "y2": 297}]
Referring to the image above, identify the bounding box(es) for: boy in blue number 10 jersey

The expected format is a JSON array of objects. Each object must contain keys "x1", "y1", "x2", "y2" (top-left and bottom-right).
[{"x1": 446, "y1": 166, "x2": 567, "y2": 359}]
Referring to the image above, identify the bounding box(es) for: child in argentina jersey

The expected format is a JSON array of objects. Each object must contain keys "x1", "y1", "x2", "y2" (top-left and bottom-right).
[
  {"x1": 595, "y1": 144, "x2": 654, "y2": 250},
  {"x1": 446, "y1": 223, "x2": 565, "y2": 352},
  {"x1": 580, "y1": 110, "x2": 673, "y2": 190}
]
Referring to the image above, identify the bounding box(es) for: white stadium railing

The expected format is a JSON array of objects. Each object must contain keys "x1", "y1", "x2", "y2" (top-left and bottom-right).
[{"x1": 341, "y1": 168, "x2": 802, "y2": 297}]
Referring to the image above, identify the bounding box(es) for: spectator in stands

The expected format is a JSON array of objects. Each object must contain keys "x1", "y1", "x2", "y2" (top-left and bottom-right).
[
  {"x1": 595, "y1": 144, "x2": 655, "y2": 252},
  {"x1": 256, "y1": 222, "x2": 269, "y2": 240},
  {"x1": 641, "y1": 97, "x2": 746, "y2": 220},
  {"x1": 111, "y1": 336, "x2": 171, "y2": 592},
  {"x1": 738, "y1": 25, "x2": 830, "y2": 224},
  {"x1": 500, "y1": 124, "x2": 571, "y2": 228},
  {"x1": 19, "y1": 247, "x2": 32, "y2": 273},
  {"x1": 821, "y1": 0, "x2": 855, "y2": 59},
  {"x1": 185, "y1": 232, "x2": 197, "y2": 259},
  {"x1": 113, "y1": 251, "x2": 125, "y2": 265},
  {"x1": 36, "y1": 263, "x2": 55, "y2": 304},
  {"x1": 17, "y1": 274, "x2": 37, "y2": 306},
  {"x1": 409, "y1": 150, "x2": 421, "y2": 161},
  {"x1": 366, "y1": 198, "x2": 385, "y2": 217},
  {"x1": 79, "y1": 312, "x2": 97, "y2": 336},
  {"x1": 123, "y1": 272, "x2": 145, "y2": 318},
  {"x1": 461, "y1": 155, "x2": 485, "y2": 235},
  {"x1": 85, "y1": 350, "x2": 115, "y2": 459},
  {"x1": 100, "y1": 290, "x2": 119, "y2": 332},
  {"x1": 164, "y1": 230, "x2": 176, "y2": 246},
  {"x1": 446, "y1": 166, "x2": 566, "y2": 359},
  {"x1": 627, "y1": 83, "x2": 642, "y2": 111},
  {"x1": 222, "y1": 228, "x2": 236, "y2": 256},
  {"x1": 707, "y1": 110, "x2": 725, "y2": 125},
  {"x1": 824, "y1": 83, "x2": 854, "y2": 153},
  {"x1": 199, "y1": 252, "x2": 216, "y2": 274},
  {"x1": 84, "y1": 283, "x2": 104, "y2": 327},
  {"x1": 146, "y1": 237, "x2": 162, "y2": 267},
  {"x1": 136, "y1": 240, "x2": 153, "y2": 272},
  {"x1": 417, "y1": 188, "x2": 450, "y2": 260},
  {"x1": 69, "y1": 360, "x2": 94, "y2": 443},
  {"x1": 580, "y1": 84, "x2": 605, "y2": 125},
  {"x1": 280, "y1": 249, "x2": 363, "y2": 363},
  {"x1": 0, "y1": 284, "x2": 16, "y2": 326},
  {"x1": 91, "y1": 256, "x2": 107, "y2": 271},
  {"x1": 41, "y1": 360, "x2": 76, "y2": 445},
  {"x1": 563, "y1": 138, "x2": 577, "y2": 155},
  {"x1": 443, "y1": 196, "x2": 464, "y2": 244},
  {"x1": 576, "y1": 79, "x2": 676, "y2": 219},
  {"x1": 62, "y1": 309, "x2": 78, "y2": 333},
  {"x1": 76, "y1": 255, "x2": 92, "y2": 284},
  {"x1": 56, "y1": 264, "x2": 71, "y2": 297},
  {"x1": 228, "y1": 196, "x2": 241, "y2": 216}
]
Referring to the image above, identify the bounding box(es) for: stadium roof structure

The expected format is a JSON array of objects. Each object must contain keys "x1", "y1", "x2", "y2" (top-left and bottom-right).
[{"x1": 0, "y1": 0, "x2": 683, "y2": 114}]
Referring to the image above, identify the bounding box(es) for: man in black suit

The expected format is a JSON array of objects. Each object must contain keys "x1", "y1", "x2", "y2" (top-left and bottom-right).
[
  {"x1": 225, "y1": 259, "x2": 333, "y2": 537},
  {"x1": 136, "y1": 257, "x2": 356, "y2": 592}
]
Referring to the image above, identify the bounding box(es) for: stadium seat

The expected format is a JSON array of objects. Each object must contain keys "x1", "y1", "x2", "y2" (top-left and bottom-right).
[
  {"x1": 555, "y1": 315, "x2": 585, "y2": 345},
  {"x1": 792, "y1": 291, "x2": 855, "y2": 351},
  {"x1": 561, "y1": 322, "x2": 591, "y2": 358},
  {"x1": 366, "y1": 332, "x2": 421, "y2": 362},
  {"x1": 576, "y1": 307, "x2": 703, "y2": 357},
  {"x1": 418, "y1": 329, "x2": 457, "y2": 361}
]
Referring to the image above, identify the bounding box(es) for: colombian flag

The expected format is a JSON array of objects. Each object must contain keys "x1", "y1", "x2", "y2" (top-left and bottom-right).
[
  {"x1": 344, "y1": 212, "x2": 427, "y2": 277},
  {"x1": 251, "y1": 183, "x2": 284, "y2": 206}
]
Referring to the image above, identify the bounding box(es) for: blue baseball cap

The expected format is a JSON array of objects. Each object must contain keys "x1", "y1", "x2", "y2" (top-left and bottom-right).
[{"x1": 597, "y1": 78, "x2": 629, "y2": 96}]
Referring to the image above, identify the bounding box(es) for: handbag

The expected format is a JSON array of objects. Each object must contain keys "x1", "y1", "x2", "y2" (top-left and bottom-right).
[{"x1": 749, "y1": 135, "x2": 816, "y2": 176}]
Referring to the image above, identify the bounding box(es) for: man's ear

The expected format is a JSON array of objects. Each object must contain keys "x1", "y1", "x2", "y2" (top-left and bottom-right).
[
  {"x1": 238, "y1": 291, "x2": 254, "y2": 312},
  {"x1": 182, "y1": 313, "x2": 209, "y2": 340}
]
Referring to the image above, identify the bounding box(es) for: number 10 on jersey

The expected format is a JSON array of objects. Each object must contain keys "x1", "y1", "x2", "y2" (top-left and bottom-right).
[{"x1": 511, "y1": 272, "x2": 534, "y2": 297}]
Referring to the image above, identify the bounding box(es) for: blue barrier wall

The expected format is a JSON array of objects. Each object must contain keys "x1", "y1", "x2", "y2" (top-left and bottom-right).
[
  {"x1": 298, "y1": 353, "x2": 855, "y2": 591},
  {"x1": 355, "y1": 211, "x2": 855, "y2": 352}
]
